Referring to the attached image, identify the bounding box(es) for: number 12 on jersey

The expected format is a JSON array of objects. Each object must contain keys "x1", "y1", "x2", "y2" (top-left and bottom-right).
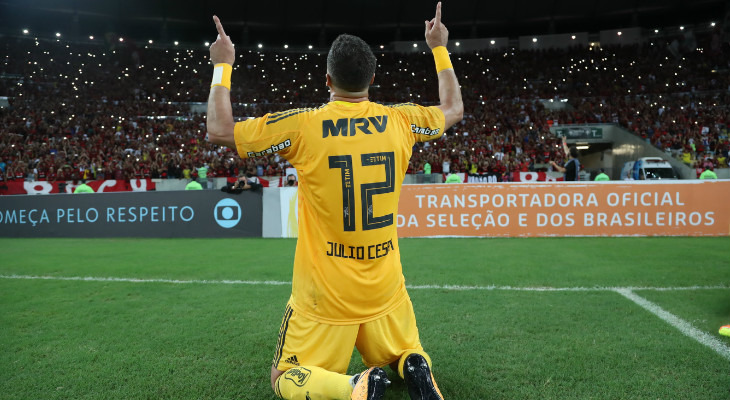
[{"x1": 328, "y1": 152, "x2": 395, "y2": 232}]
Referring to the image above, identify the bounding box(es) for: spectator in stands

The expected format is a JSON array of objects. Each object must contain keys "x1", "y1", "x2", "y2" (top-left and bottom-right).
[
  {"x1": 549, "y1": 136, "x2": 580, "y2": 181},
  {"x1": 681, "y1": 147, "x2": 693, "y2": 166},
  {"x1": 694, "y1": 161, "x2": 705, "y2": 178}
]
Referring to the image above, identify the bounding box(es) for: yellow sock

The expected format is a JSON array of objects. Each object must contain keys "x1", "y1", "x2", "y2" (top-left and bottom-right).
[
  {"x1": 274, "y1": 366, "x2": 353, "y2": 400},
  {"x1": 397, "y1": 350, "x2": 433, "y2": 379}
]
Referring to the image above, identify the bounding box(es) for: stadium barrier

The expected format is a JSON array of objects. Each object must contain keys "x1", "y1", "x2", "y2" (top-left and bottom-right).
[
  {"x1": 3, "y1": 181, "x2": 728, "y2": 238},
  {"x1": 0, "y1": 190, "x2": 262, "y2": 238}
]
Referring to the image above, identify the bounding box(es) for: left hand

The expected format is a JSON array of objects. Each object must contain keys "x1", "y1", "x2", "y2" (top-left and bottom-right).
[{"x1": 210, "y1": 15, "x2": 235, "y2": 65}]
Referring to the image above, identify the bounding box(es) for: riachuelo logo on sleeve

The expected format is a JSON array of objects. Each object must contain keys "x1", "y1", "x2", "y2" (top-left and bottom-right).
[{"x1": 214, "y1": 198, "x2": 242, "y2": 228}]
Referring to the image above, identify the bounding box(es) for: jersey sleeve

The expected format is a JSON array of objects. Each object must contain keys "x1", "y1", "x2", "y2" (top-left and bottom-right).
[
  {"x1": 233, "y1": 109, "x2": 305, "y2": 159},
  {"x1": 390, "y1": 103, "x2": 446, "y2": 143}
]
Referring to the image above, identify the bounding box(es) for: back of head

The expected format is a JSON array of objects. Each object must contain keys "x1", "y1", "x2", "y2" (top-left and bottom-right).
[
  {"x1": 327, "y1": 34, "x2": 377, "y2": 92},
  {"x1": 569, "y1": 147, "x2": 579, "y2": 158}
]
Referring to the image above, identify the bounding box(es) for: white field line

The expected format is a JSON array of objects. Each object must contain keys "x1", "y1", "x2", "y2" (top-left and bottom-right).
[
  {"x1": 0, "y1": 274, "x2": 728, "y2": 292},
  {"x1": 614, "y1": 288, "x2": 730, "y2": 361},
  {"x1": 2, "y1": 275, "x2": 729, "y2": 360},
  {"x1": 0, "y1": 274, "x2": 291, "y2": 286}
]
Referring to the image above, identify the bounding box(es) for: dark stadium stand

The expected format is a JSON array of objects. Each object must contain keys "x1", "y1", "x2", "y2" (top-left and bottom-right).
[{"x1": 1, "y1": 27, "x2": 728, "y2": 184}]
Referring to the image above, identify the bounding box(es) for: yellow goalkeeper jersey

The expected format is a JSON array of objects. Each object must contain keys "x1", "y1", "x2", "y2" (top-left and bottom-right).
[{"x1": 234, "y1": 100, "x2": 445, "y2": 324}]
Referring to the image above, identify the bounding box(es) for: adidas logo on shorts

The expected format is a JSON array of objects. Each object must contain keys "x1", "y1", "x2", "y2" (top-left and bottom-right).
[{"x1": 284, "y1": 355, "x2": 300, "y2": 366}]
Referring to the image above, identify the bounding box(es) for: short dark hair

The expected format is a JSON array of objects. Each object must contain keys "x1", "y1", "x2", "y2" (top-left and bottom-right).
[
  {"x1": 327, "y1": 34, "x2": 376, "y2": 92},
  {"x1": 569, "y1": 147, "x2": 579, "y2": 158}
]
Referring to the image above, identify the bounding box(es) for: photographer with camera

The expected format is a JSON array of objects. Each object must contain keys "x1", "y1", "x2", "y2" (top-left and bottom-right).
[{"x1": 221, "y1": 170, "x2": 262, "y2": 194}]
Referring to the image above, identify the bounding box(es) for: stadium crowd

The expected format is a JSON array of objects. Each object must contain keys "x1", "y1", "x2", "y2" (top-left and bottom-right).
[{"x1": 1, "y1": 29, "x2": 728, "y2": 183}]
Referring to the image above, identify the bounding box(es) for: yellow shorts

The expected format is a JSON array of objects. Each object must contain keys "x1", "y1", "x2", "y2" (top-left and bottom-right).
[{"x1": 272, "y1": 296, "x2": 423, "y2": 374}]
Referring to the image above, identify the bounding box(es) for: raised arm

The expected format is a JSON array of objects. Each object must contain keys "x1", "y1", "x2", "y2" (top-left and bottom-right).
[
  {"x1": 550, "y1": 136, "x2": 569, "y2": 171},
  {"x1": 206, "y1": 16, "x2": 236, "y2": 149},
  {"x1": 561, "y1": 135, "x2": 569, "y2": 156},
  {"x1": 425, "y1": 2, "x2": 464, "y2": 130}
]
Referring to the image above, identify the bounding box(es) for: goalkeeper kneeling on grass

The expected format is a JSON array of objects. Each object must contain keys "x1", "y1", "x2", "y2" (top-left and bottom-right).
[{"x1": 205, "y1": 3, "x2": 462, "y2": 399}]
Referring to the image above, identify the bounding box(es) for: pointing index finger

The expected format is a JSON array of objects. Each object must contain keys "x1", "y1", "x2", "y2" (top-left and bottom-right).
[
  {"x1": 213, "y1": 15, "x2": 227, "y2": 38},
  {"x1": 434, "y1": 2, "x2": 442, "y2": 25}
]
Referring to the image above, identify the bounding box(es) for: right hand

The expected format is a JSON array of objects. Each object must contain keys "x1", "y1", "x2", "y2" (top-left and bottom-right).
[
  {"x1": 210, "y1": 15, "x2": 235, "y2": 65},
  {"x1": 424, "y1": 2, "x2": 448, "y2": 49}
]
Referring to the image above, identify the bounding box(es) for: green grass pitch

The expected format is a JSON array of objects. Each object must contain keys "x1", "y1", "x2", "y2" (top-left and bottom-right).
[{"x1": 1, "y1": 237, "x2": 729, "y2": 399}]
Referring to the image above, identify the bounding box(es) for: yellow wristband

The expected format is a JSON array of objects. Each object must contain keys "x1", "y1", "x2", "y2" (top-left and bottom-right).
[
  {"x1": 432, "y1": 46, "x2": 453, "y2": 73},
  {"x1": 211, "y1": 63, "x2": 232, "y2": 90}
]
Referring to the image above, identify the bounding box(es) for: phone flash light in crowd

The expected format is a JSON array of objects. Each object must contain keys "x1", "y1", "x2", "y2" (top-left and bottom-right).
[
  {"x1": 308, "y1": 45, "x2": 313, "y2": 49},
  {"x1": 571, "y1": 35, "x2": 576, "y2": 40},
  {"x1": 711, "y1": 22, "x2": 716, "y2": 27},
  {"x1": 23, "y1": 29, "x2": 29, "y2": 34},
  {"x1": 258, "y1": 44, "x2": 263, "y2": 49},
  {"x1": 148, "y1": 40, "x2": 153, "y2": 44},
  {"x1": 490, "y1": 40, "x2": 495, "y2": 45},
  {"x1": 174, "y1": 41, "x2": 179, "y2": 46},
  {"x1": 204, "y1": 42, "x2": 210, "y2": 46},
  {"x1": 532, "y1": 38, "x2": 537, "y2": 43},
  {"x1": 119, "y1": 37, "x2": 124, "y2": 42},
  {"x1": 55, "y1": 32, "x2": 61, "y2": 37},
  {"x1": 413, "y1": 43, "x2": 418, "y2": 48}
]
